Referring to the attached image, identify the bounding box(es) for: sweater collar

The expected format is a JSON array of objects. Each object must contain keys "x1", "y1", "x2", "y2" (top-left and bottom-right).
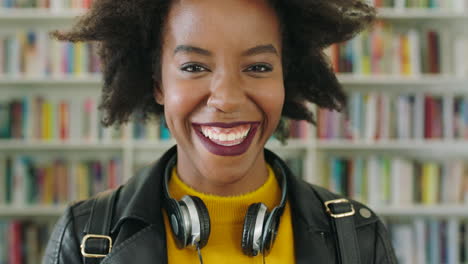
[{"x1": 168, "y1": 163, "x2": 280, "y2": 225}]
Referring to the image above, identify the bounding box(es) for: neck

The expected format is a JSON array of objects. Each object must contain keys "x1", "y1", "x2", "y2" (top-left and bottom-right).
[{"x1": 175, "y1": 149, "x2": 269, "y2": 196}]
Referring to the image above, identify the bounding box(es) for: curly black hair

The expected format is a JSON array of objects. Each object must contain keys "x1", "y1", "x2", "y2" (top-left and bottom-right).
[{"x1": 51, "y1": 0, "x2": 376, "y2": 139}]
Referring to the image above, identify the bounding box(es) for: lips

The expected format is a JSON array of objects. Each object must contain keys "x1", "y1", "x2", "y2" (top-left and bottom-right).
[{"x1": 192, "y1": 121, "x2": 260, "y2": 156}]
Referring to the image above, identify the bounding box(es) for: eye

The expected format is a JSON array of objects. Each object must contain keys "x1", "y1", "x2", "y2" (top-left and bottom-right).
[
  {"x1": 244, "y1": 63, "x2": 273, "y2": 73},
  {"x1": 180, "y1": 63, "x2": 209, "y2": 73}
]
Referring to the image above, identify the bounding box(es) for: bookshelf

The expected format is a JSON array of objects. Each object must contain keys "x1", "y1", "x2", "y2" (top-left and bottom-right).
[{"x1": 1, "y1": 2, "x2": 468, "y2": 264}]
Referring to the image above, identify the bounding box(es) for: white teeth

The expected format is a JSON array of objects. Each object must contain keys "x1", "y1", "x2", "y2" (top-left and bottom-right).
[
  {"x1": 200, "y1": 126, "x2": 251, "y2": 142},
  {"x1": 219, "y1": 133, "x2": 227, "y2": 141}
]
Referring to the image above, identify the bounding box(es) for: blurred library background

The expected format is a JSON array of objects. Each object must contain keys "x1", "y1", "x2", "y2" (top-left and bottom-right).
[{"x1": 1, "y1": 0, "x2": 468, "y2": 263}]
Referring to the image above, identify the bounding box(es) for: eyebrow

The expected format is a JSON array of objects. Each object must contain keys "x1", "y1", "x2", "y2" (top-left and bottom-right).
[
  {"x1": 173, "y1": 44, "x2": 279, "y2": 57},
  {"x1": 174, "y1": 45, "x2": 212, "y2": 56},
  {"x1": 242, "y1": 44, "x2": 278, "y2": 57}
]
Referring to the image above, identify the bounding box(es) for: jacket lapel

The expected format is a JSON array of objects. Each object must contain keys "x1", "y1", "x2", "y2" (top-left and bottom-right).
[
  {"x1": 265, "y1": 149, "x2": 335, "y2": 263},
  {"x1": 289, "y1": 175, "x2": 336, "y2": 263},
  {"x1": 103, "y1": 147, "x2": 177, "y2": 264},
  {"x1": 292, "y1": 218, "x2": 334, "y2": 264}
]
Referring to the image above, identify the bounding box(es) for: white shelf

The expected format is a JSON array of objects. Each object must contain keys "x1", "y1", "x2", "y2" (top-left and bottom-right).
[
  {"x1": 337, "y1": 74, "x2": 468, "y2": 86},
  {"x1": 377, "y1": 8, "x2": 468, "y2": 19},
  {"x1": 0, "y1": 139, "x2": 313, "y2": 152},
  {"x1": 1, "y1": 8, "x2": 467, "y2": 21},
  {"x1": 1, "y1": 74, "x2": 466, "y2": 88},
  {"x1": 132, "y1": 139, "x2": 313, "y2": 151},
  {"x1": 0, "y1": 8, "x2": 85, "y2": 20},
  {"x1": 375, "y1": 205, "x2": 468, "y2": 217},
  {"x1": 0, "y1": 205, "x2": 66, "y2": 217},
  {"x1": 3, "y1": 139, "x2": 468, "y2": 152},
  {"x1": 317, "y1": 139, "x2": 468, "y2": 151},
  {"x1": 1, "y1": 204, "x2": 466, "y2": 217},
  {"x1": 0, "y1": 140, "x2": 125, "y2": 150},
  {"x1": 0, "y1": 75, "x2": 102, "y2": 86}
]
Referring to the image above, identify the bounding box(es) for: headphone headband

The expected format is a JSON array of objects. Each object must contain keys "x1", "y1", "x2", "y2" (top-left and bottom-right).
[{"x1": 163, "y1": 155, "x2": 177, "y2": 200}]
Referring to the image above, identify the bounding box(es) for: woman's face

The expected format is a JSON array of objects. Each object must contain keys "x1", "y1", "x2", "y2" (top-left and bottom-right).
[{"x1": 157, "y1": 0, "x2": 284, "y2": 189}]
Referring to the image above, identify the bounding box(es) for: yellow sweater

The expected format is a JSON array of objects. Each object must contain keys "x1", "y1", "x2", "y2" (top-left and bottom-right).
[{"x1": 163, "y1": 165, "x2": 295, "y2": 263}]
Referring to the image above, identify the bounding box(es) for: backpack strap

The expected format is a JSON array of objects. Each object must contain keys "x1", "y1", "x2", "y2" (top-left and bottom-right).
[
  {"x1": 311, "y1": 185, "x2": 361, "y2": 264},
  {"x1": 80, "y1": 186, "x2": 121, "y2": 264}
]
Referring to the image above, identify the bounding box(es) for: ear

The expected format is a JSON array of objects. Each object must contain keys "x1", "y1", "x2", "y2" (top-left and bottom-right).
[{"x1": 153, "y1": 84, "x2": 164, "y2": 105}]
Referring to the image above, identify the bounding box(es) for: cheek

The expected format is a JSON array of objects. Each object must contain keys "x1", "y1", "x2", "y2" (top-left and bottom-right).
[
  {"x1": 254, "y1": 82, "x2": 285, "y2": 127},
  {"x1": 165, "y1": 88, "x2": 203, "y2": 117},
  {"x1": 161, "y1": 78, "x2": 207, "y2": 130}
]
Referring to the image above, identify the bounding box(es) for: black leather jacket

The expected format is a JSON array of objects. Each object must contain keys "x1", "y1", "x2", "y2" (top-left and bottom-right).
[{"x1": 42, "y1": 146, "x2": 397, "y2": 264}]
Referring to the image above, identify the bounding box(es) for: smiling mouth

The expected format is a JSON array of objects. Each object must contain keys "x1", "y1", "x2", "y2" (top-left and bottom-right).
[
  {"x1": 192, "y1": 122, "x2": 260, "y2": 156},
  {"x1": 199, "y1": 124, "x2": 251, "y2": 146}
]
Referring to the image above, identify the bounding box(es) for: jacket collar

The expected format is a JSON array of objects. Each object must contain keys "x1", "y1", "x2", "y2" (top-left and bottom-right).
[
  {"x1": 111, "y1": 146, "x2": 177, "y2": 233},
  {"x1": 111, "y1": 145, "x2": 332, "y2": 234}
]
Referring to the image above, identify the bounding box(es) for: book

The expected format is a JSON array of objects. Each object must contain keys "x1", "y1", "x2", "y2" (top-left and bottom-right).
[
  {"x1": 388, "y1": 219, "x2": 467, "y2": 264},
  {"x1": 0, "y1": 220, "x2": 53, "y2": 264},
  {"x1": 0, "y1": 155, "x2": 5, "y2": 205},
  {"x1": 317, "y1": 92, "x2": 468, "y2": 141},
  {"x1": 323, "y1": 155, "x2": 467, "y2": 206},
  {"x1": 325, "y1": 23, "x2": 449, "y2": 76},
  {"x1": 393, "y1": 224, "x2": 414, "y2": 263},
  {"x1": 454, "y1": 37, "x2": 468, "y2": 77},
  {"x1": 0, "y1": 155, "x2": 123, "y2": 206},
  {"x1": 1, "y1": 0, "x2": 96, "y2": 8},
  {"x1": 0, "y1": 95, "x2": 130, "y2": 142},
  {"x1": 160, "y1": 117, "x2": 172, "y2": 141},
  {"x1": 0, "y1": 30, "x2": 100, "y2": 77}
]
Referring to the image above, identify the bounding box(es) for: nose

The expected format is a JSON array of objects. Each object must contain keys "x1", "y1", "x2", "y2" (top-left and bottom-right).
[{"x1": 207, "y1": 72, "x2": 247, "y2": 113}]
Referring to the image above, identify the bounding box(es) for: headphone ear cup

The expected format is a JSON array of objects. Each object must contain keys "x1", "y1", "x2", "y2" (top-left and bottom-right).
[
  {"x1": 241, "y1": 203, "x2": 266, "y2": 256},
  {"x1": 188, "y1": 195, "x2": 211, "y2": 248},
  {"x1": 261, "y1": 207, "x2": 281, "y2": 255},
  {"x1": 241, "y1": 203, "x2": 259, "y2": 256},
  {"x1": 166, "y1": 199, "x2": 189, "y2": 249}
]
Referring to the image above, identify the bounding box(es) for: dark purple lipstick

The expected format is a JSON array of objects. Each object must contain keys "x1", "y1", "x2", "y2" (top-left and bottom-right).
[{"x1": 192, "y1": 121, "x2": 260, "y2": 156}]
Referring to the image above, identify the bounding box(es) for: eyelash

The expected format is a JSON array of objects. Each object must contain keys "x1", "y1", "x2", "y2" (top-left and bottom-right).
[
  {"x1": 180, "y1": 63, "x2": 273, "y2": 73},
  {"x1": 245, "y1": 64, "x2": 273, "y2": 73},
  {"x1": 180, "y1": 64, "x2": 208, "y2": 73}
]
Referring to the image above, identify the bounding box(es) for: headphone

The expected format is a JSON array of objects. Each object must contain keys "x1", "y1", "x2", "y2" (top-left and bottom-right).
[{"x1": 162, "y1": 154, "x2": 288, "y2": 257}]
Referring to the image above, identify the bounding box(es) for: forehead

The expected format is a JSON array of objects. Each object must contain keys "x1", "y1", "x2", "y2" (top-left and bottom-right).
[{"x1": 164, "y1": 0, "x2": 281, "y2": 51}]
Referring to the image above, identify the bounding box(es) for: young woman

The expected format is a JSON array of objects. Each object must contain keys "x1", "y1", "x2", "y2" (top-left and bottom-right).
[{"x1": 43, "y1": 0, "x2": 397, "y2": 263}]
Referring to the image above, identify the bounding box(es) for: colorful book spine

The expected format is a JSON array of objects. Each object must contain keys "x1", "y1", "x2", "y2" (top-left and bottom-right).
[
  {"x1": 317, "y1": 92, "x2": 468, "y2": 141},
  {"x1": 324, "y1": 155, "x2": 468, "y2": 206},
  {"x1": 388, "y1": 219, "x2": 467, "y2": 264},
  {"x1": 0, "y1": 95, "x2": 130, "y2": 142},
  {"x1": 323, "y1": 23, "x2": 455, "y2": 76},
  {"x1": 0, "y1": 220, "x2": 53, "y2": 264},
  {"x1": 288, "y1": 120, "x2": 310, "y2": 139},
  {"x1": 0, "y1": 30, "x2": 100, "y2": 77},
  {"x1": 0, "y1": 0, "x2": 97, "y2": 8},
  {"x1": 159, "y1": 117, "x2": 172, "y2": 141},
  {"x1": 0, "y1": 155, "x2": 123, "y2": 206}
]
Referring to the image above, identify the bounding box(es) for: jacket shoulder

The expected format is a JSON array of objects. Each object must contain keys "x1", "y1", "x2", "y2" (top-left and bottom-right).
[
  {"x1": 42, "y1": 188, "x2": 121, "y2": 264},
  {"x1": 305, "y1": 183, "x2": 381, "y2": 227},
  {"x1": 304, "y1": 183, "x2": 397, "y2": 263},
  {"x1": 42, "y1": 202, "x2": 86, "y2": 264},
  {"x1": 68, "y1": 188, "x2": 121, "y2": 237}
]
